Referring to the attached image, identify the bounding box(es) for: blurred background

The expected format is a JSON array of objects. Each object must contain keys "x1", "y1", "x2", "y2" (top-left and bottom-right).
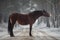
[
  {"x1": 0, "y1": 0, "x2": 60, "y2": 39},
  {"x1": 0, "y1": 0, "x2": 60, "y2": 28}
]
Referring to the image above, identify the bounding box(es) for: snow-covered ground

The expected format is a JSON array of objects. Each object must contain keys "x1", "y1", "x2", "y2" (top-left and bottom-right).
[
  {"x1": 0, "y1": 21, "x2": 60, "y2": 40},
  {"x1": 36, "y1": 22, "x2": 60, "y2": 37}
]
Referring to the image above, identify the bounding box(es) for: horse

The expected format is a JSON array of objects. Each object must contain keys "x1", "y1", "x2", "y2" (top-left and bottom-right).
[{"x1": 8, "y1": 10, "x2": 50, "y2": 37}]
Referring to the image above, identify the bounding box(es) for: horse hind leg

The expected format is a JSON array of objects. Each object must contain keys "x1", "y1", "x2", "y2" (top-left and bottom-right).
[{"x1": 8, "y1": 18, "x2": 15, "y2": 37}]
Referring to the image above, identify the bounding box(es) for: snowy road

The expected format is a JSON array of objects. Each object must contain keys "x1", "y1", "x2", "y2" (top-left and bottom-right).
[
  {"x1": 0, "y1": 23, "x2": 60, "y2": 40},
  {"x1": 0, "y1": 29, "x2": 59, "y2": 40}
]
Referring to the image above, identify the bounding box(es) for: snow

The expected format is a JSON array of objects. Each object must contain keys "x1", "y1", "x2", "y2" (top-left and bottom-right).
[
  {"x1": 40, "y1": 28, "x2": 60, "y2": 37},
  {"x1": 0, "y1": 21, "x2": 60, "y2": 39},
  {"x1": 33, "y1": 21, "x2": 60, "y2": 37}
]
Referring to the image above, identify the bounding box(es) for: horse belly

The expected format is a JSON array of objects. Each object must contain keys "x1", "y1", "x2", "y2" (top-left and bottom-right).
[{"x1": 21, "y1": 21, "x2": 29, "y2": 25}]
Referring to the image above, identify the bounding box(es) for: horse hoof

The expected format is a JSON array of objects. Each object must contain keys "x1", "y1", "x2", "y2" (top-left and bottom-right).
[
  {"x1": 10, "y1": 35, "x2": 15, "y2": 37},
  {"x1": 30, "y1": 35, "x2": 33, "y2": 37}
]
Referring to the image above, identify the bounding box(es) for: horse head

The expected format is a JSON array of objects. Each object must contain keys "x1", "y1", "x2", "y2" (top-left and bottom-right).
[{"x1": 42, "y1": 10, "x2": 51, "y2": 17}]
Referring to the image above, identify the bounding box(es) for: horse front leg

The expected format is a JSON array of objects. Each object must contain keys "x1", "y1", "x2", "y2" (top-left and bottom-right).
[{"x1": 29, "y1": 24, "x2": 32, "y2": 36}]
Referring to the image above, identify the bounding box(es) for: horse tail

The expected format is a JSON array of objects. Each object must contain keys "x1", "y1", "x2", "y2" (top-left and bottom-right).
[{"x1": 8, "y1": 17, "x2": 12, "y2": 34}]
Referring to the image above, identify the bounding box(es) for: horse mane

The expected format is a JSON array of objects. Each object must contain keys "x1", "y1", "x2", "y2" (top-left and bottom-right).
[
  {"x1": 29, "y1": 10, "x2": 43, "y2": 15},
  {"x1": 29, "y1": 10, "x2": 43, "y2": 19}
]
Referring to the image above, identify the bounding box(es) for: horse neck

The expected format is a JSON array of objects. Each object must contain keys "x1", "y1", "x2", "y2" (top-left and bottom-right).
[{"x1": 34, "y1": 13, "x2": 42, "y2": 20}]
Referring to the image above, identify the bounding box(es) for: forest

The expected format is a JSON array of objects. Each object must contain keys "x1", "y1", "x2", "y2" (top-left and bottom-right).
[{"x1": 0, "y1": 0, "x2": 60, "y2": 28}]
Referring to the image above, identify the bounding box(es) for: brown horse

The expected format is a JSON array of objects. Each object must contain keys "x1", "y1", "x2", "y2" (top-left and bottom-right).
[{"x1": 8, "y1": 10, "x2": 50, "y2": 37}]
